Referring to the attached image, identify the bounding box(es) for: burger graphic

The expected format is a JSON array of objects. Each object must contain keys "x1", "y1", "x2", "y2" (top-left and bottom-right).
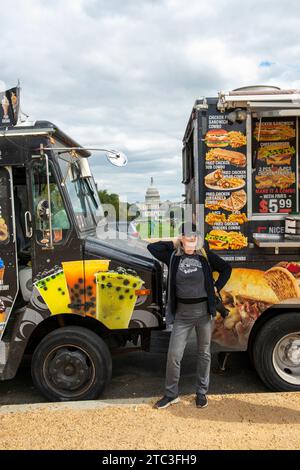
[
  {"x1": 204, "y1": 129, "x2": 246, "y2": 148},
  {"x1": 257, "y1": 143, "x2": 295, "y2": 166},
  {"x1": 204, "y1": 129, "x2": 230, "y2": 147}
]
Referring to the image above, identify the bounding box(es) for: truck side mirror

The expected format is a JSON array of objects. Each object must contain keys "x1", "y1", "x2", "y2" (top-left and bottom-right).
[{"x1": 106, "y1": 151, "x2": 128, "y2": 167}]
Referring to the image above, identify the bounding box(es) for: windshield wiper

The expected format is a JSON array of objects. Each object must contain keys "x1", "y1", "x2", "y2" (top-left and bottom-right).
[
  {"x1": 72, "y1": 164, "x2": 88, "y2": 217},
  {"x1": 83, "y1": 178, "x2": 98, "y2": 209},
  {"x1": 76, "y1": 176, "x2": 99, "y2": 225}
]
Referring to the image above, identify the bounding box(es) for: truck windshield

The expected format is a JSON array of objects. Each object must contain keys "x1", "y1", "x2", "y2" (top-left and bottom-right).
[{"x1": 58, "y1": 155, "x2": 104, "y2": 231}]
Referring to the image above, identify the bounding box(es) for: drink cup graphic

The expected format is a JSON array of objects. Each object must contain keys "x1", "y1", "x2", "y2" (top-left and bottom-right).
[
  {"x1": 0, "y1": 298, "x2": 5, "y2": 323},
  {"x1": 62, "y1": 260, "x2": 110, "y2": 316},
  {"x1": 0, "y1": 217, "x2": 8, "y2": 242},
  {"x1": 35, "y1": 269, "x2": 72, "y2": 315},
  {"x1": 95, "y1": 271, "x2": 144, "y2": 329},
  {"x1": 10, "y1": 91, "x2": 18, "y2": 118},
  {"x1": 1, "y1": 95, "x2": 9, "y2": 119},
  {"x1": 0, "y1": 258, "x2": 5, "y2": 284}
]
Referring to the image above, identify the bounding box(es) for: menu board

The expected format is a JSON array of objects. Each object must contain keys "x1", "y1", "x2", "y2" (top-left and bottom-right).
[
  {"x1": 252, "y1": 117, "x2": 297, "y2": 214},
  {"x1": 203, "y1": 104, "x2": 248, "y2": 258}
]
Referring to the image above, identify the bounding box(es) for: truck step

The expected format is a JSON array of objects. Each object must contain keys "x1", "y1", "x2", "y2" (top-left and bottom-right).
[{"x1": 149, "y1": 329, "x2": 171, "y2": 353}]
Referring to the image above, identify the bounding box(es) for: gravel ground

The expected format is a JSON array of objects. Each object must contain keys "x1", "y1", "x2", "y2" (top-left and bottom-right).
[{"x1": 1, "y1": 392, "x2": 300, "y2": 450}]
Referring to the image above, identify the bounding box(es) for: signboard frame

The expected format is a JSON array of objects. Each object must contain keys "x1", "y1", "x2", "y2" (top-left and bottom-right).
[{"x1": 249, "y1": 111, "x2": 299, "y2": 219}]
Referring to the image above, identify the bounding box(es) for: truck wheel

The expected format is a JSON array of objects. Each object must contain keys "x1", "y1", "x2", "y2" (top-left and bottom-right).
[
  {"x1": 252, "y1": 313, "x2": 300, "y2": 392},
  {"x1": 31, "y1": 326, "x2": 112, "y2": 401}
]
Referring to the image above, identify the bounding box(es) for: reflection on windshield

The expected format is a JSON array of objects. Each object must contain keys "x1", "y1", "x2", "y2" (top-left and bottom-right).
[{"x1": 58, "y1": 156, "x2": 104, "y2": 231}]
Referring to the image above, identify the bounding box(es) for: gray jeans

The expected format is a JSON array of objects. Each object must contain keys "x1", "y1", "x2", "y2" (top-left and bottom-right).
[{"x1": 165, "y1": 301, "x2": 213, "y2": 397}]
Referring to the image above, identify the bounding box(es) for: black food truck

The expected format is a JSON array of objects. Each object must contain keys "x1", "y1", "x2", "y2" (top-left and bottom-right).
[
  {"x1": 0, "y1": 87, "x2": 165, "y2": 401},
  {"x1": 182, "y1": 85, "x2": 300, "y2": 392},
  {"x1": 1, "y1": 84, "x2": 300, "y2": 402}
]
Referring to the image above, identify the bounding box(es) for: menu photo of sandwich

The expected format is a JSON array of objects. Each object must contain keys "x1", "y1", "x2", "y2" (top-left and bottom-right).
[
  {"x1": 205, "y1": 169, "x2": 245, "y2": 190},
  {"x1": 204, "y1": 129, "x2": 246, "y2": 148},
  {"x1": 205, "y1": 129, "x2": 230, "y2": 147},
  {"x1": 204, "y1": 190, "x2": 247, "y2": 212},
  {"x1": 219, "y1": 189, "x2": 247, "y2": 211},
  {"x1": 264, "y1": 261, "x2": 300, "y2": 300},
  {"x1": 205, "y1": 148, "x2": 246, "y2": 167},
  {"x1": 205, "y1": 229, "x2": 248, "y2": 250},
  {"x1": 212, "y1": 268, "x2": 279, "y2": 348},
  {"x1": 255, "y1": 168, "x2": 295, "y2": 189},
  {"x1": 212, "y1": 260, "x2": 300, "y2": 349},
  {"x1": 254, "y1": 122, "x2": 296, "y2": 141},
  {"x1": 257, "y1": 143, "x2": 295, "y2": 166}
]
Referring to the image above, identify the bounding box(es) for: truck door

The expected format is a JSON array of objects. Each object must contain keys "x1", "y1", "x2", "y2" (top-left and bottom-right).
[
  {"x1": 29, "y1": 153, "x2": 80, "y2": 285},
  {"x1": 0, "y1": 166, "x2": 18, "y2": 338}
]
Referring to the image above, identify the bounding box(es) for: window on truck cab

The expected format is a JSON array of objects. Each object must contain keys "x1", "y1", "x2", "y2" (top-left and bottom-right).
[
  {"x1": 56, "y1": 153, "x2": 104, "y2": 232},
  {"x1": 31, "y1": 159, "x2": 71, "y2": 245}
]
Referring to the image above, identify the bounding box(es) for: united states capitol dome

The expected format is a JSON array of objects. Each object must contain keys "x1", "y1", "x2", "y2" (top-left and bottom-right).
[{"x1": 145, "y1": 177, "x2": 160, "y2": 202}]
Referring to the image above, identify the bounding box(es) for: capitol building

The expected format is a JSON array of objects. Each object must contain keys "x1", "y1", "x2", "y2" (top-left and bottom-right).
[{"x1": 134, "y1": 177, "x2": 183, "y2": 220}]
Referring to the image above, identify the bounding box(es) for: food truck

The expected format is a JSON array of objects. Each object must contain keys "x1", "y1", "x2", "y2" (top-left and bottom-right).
[
  {"x1": 0, "y1": 86, "x2": 165, "y2": 401},
  {"x1": 182, "y1": 85, "x2": 300, "y2": 392},
  {"x1": 1, "y1": 84, "x2": 299, "y2": 402}
]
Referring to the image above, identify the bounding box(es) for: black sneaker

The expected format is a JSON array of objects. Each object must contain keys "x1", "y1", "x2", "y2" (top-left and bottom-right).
[
  {"x1": 196, "y1": 394, "x2": 208, "y2": 408},
  {"x1": 154, "y1": 395, "x2": 180, "y2": 409}
]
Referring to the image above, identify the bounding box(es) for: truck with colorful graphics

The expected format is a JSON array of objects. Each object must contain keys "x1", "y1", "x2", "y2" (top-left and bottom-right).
[
  {"x1": 1, "y1": 84, "x2": 300, "y2": 402},
  {"x1": 0, "y1": 87, "x2": 165, "y2": 401},
  {"x1": 182, "y1": 85, "x2": 300, "y2": 392}
]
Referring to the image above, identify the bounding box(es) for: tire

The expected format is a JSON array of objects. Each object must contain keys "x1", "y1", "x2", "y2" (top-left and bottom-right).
[
  {"x1": 31, "y1": 326, "x2": 112, "y2": 401},
  {"x1": 252, "y1": 313, "x2": 300, "y2": 392}
]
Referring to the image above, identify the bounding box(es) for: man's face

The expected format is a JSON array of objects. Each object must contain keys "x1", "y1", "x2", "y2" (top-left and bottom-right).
[{"x1": 181, "y1": 234, "x2": 197, "y2": 253}]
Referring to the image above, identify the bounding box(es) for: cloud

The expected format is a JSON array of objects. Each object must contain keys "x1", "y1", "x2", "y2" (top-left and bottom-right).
[
  {"x1": 259, "y1": 61, "x2": 275, "y2": 67},
  {"x1": 1, "y1": 0, "x2": 300, "y2": 201}
]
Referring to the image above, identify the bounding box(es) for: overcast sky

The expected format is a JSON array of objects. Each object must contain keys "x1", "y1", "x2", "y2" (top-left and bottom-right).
[{"x1": 1, "y1": 0, "x2": 300, "y2": 202}]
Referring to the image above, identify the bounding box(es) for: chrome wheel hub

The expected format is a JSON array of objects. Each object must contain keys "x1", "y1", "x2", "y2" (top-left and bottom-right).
[{"x1": 273, "y1": 333, "x2": 300, "y2": 385}]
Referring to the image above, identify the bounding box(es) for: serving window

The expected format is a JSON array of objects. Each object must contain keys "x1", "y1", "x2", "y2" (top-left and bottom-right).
[{"x1": 249, "y1": 113, "x2": 299, "y2": 218}]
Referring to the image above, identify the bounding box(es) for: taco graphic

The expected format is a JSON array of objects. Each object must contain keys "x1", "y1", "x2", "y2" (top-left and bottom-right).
[{"x1": 264, "y1": 262, "x2": 300, "y2": 300}]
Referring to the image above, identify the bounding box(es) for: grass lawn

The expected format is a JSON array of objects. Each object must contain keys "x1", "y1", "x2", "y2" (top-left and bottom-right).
[{"x1": 136, "y1": 221, "x2": 177, "y2": 239}]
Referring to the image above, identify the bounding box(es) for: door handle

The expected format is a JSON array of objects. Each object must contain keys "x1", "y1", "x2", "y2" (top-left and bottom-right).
[{"x1": 24, "y1": 211, "x2": 33, "y2": 238}]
